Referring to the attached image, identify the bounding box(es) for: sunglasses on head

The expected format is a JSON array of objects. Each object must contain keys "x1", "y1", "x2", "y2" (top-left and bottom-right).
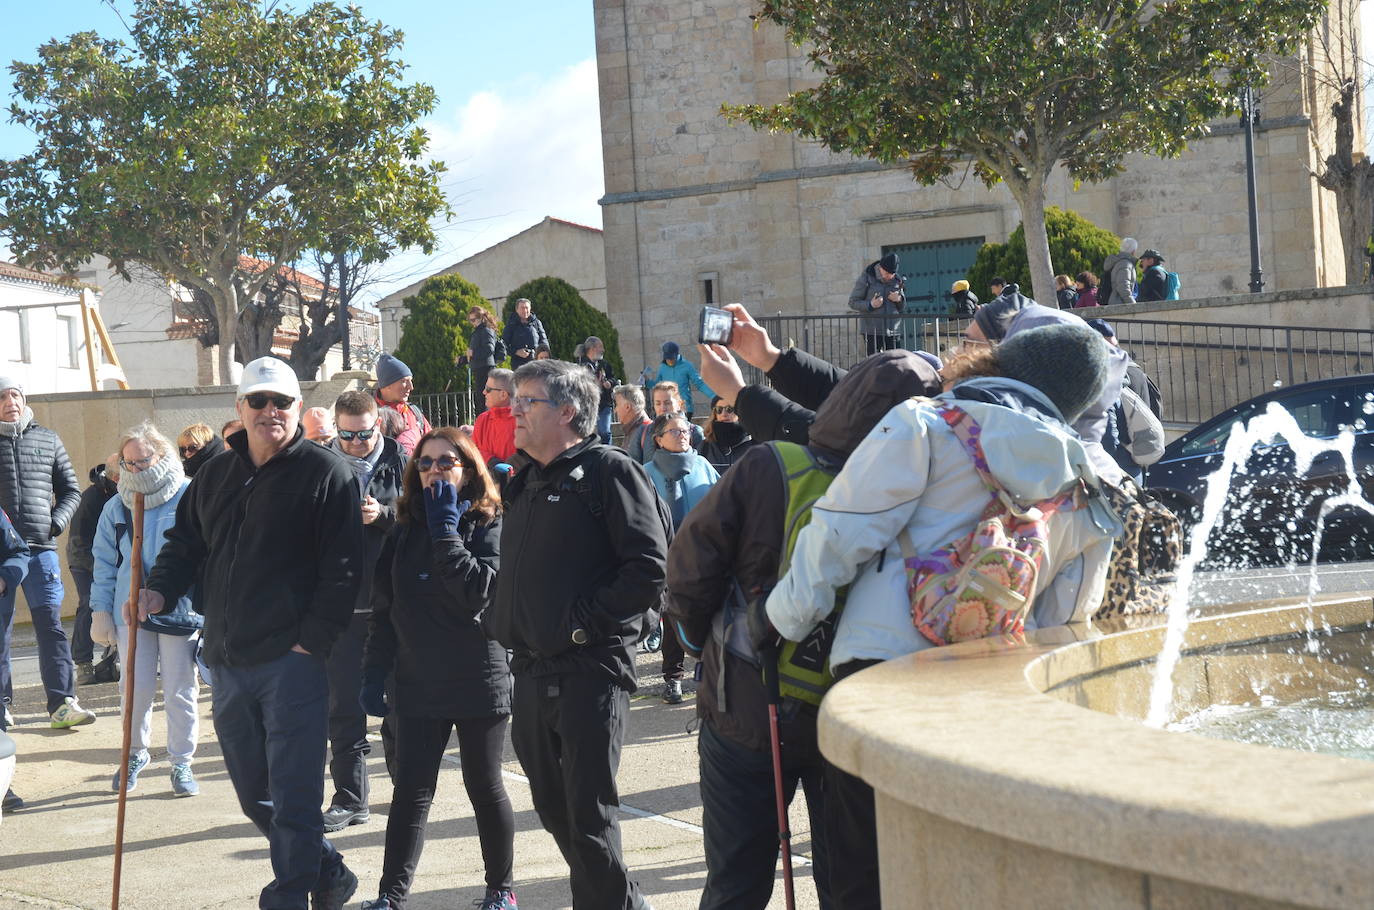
[
  {"x1": 416, "y1": 454, "x2": 461, "y2": 472},
  {"x1": 337, "y1": 428, "x2": 376, "y2": 442},
  {"x1": 242, "y1": 392, "x2": 295, "y2": 410}
]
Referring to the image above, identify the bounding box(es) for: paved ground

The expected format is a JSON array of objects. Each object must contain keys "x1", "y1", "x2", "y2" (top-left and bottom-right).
[{"x1": 0, "y1": 633, "x2": 824, "y2": 910}]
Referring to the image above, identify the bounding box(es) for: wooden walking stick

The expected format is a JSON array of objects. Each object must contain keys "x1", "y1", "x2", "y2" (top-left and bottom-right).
[{"x1": 111, "y1": 490, "x2": 144, "y2": 910}]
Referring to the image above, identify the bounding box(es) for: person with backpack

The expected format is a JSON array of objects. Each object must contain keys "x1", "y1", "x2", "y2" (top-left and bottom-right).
[
  {"x1": 374, "y1": 354, "x2": 432, "y2": 457},
  {"x1": 90, "y1": 421, "x2": 203, "y2": 797},
  {"x1": 464, "y1": 306, "x2": 505, "y2": 419},
  {"x1": 1137, "y1": 248, "x2": 1174, "y2": 302},
  {"x1": 483, "y1": 359, "x2": 669, "y2": 910},
  {"x1": 644, "y1": 412, "x2": 719, "y2": 705},
  {"x1": 949, "y1": 279, "x2": 979, "y2": 317},
  {"x1": 666, "y1": 349, "x2": 941, "y2": 910},
  {"x1": 1102, "y1": 238, "x2": 1139, "y2": 306},
  {"x1": 759, "y1": 322, "x2": 1121, "y2": 910},
  {"x1": 614, "y1": 385, "x2": 654, "y2": 463},
  {"x1": 653, "y1": 342, "x2": 714, "y2": 419}
]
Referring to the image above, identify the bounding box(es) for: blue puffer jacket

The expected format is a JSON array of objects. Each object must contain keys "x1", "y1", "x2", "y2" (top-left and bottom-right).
[
  {"x1": 91, "y1": 484, "x2": 200, "y2": 635},
  {"x1": 0, "y1": 507, "x2": 29, "y2": 595}
]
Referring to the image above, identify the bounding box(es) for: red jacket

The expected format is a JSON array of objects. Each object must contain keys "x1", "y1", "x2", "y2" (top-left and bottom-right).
[
  {"x1": 472, "y1": 406, "x2": 516, "y2": 464},
  {"x1": 376, "y1": 395, "x2": 431, "y2": 456}
]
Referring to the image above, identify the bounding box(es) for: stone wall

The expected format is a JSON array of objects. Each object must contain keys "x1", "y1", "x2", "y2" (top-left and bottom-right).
[
  {"x1": 594, "y1": 0, "x2": 1359, "y2": 380},
  {"x1": 22, "y1": 373, "x2": 366, "y2": 621}
]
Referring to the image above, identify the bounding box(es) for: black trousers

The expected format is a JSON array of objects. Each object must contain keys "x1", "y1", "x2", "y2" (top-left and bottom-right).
[
  {"x1": 511, "y1": 672, "x2": 644, "y2": 910},
  {"x1": 661, "y1": 620, "x2": 685, "y2": 682},
  {"x1": 823, "y1": 660, "x2": 882, "y2": 909},
  {"x1": 69, "y1": 567, "x2": 95, "y2": 665},
  {"x1": 698, "y1": 719, "x2": 834, "y2": 910},
  {"x1": 379, "y1": 713, "x2": 514, "y2": 907},
  {"x1": 472, "y1": 366, "x2": 490, "y2": 420},
  {"x1": 325, "y1": 612, "x2": 371, "y2": 812}
]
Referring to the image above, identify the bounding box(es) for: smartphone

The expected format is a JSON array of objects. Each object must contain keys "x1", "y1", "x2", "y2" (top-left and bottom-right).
[{"x1": 699, "y1": 305, "x2": 733, "y2": 346}]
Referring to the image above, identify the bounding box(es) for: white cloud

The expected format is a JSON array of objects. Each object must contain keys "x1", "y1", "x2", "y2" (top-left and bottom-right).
[{"x1": 363, "y1": 58, "x2": 605, "y2": 304}]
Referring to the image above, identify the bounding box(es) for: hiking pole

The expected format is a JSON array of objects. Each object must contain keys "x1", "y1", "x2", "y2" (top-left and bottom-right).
[
  {"x1": 111, "y1": 491, "x2": 144, "y2": 910},
  {"x1": 759, "y1": 640, "x2": 797, "y2": 910}
]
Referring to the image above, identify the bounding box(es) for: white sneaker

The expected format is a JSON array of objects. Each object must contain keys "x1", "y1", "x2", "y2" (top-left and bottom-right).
[{"x1": 50, "y1": 697, "x2": 96, "y2": 729}]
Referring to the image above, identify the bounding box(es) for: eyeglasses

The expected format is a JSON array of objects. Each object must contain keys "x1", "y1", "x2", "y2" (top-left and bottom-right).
[
  {"x1": 714, "y1": 406, "x2": 736, "y2": 415},
  {"x1": 511, "y1": 395, "x2": 556, "y2": 412},
  {"x1": 416, "y1": 454, "x2": 461, "y2": 472},
  {"x1": 958, "y1": 334, "x2": 990, "y2": 347},
  {"x1": 337, "y1": 428, "x2": 376, "y2": 442},
  {"x1": 178, "y1": 443, "x2": 201, "y2": 456},
  {"x1": 120, "y1": 456, "x2": 154, "y2": 471},
  {"x1": 242, "y1": 392, "x2": 295, "y2": 410},
  {"x1": 659, "y1": 427, "x2": 692, "y2": 439},
  {"x1": 483, "y1": 386, "x2": 504, "y2": 394}
]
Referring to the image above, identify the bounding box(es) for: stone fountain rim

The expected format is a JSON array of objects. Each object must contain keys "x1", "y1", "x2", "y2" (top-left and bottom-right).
[{"x1": 817, "y1": 595, "x2": 1374, "y2": 910}]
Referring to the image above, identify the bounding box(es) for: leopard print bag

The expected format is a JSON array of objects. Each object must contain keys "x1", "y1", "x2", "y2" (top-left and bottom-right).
[{"x1": 1094, "y1": 477, "x2": 1183, "y2": 618}]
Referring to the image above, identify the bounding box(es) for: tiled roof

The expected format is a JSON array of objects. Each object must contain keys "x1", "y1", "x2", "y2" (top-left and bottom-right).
[
  {"x1": 237, "y1": 256, "x2": 327, "y2": 293},
  {"x1": 0, "y1": 260, "x2": 82, "y2": 291},
  {"x1": 547, "y1": 216, "x2": 603, "y2": 235}
]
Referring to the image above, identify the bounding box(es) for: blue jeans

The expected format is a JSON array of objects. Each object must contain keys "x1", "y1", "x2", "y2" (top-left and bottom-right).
[
  {"x1": 0, "y1": 549, "x2": 76, "y2": 717},
  {"x1": 213, "y1": 649, "x2": 342, "y2": 910},
  {"x1": 596, "y1": 406, "x2": 613, "y2": 446}
]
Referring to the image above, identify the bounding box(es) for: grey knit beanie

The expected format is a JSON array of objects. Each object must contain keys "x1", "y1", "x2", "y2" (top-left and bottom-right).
[
  {"x1": 997, "y1": 321, "x2": 1109, "y2": 423},
  {"x1": 0, "y1": 376, "x2": 22, "y2": 401},
  {"x1": 374, "y1": 353, "x2": 412, "y2": 389}
]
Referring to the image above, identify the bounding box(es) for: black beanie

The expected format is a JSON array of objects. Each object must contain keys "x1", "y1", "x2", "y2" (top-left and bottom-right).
[
  {"x1": 997, "y1": 321, "x2": 1109, "y2": 423},
  {"x1": 879, "y1": 253, "x2": 899, "y2": 273}
]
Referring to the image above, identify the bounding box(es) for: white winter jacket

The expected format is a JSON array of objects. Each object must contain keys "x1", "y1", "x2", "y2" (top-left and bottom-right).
[{"x1": 766, "y1": 381, "x2": 1120, "y2": 668}]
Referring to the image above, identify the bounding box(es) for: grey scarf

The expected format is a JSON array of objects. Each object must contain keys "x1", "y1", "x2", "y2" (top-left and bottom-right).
[
  {"x1": 119, "y1": 453, "x2": 186, "y2": 510},
  {"x1": 0, "y1": 406, "x2": 33, "y2": 438},
  {"x1": 332, "y1": 435, "x2": 384, "y2": 494}
]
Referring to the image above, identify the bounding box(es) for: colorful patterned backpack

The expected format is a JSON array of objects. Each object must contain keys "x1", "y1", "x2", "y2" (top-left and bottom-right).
[{"x1": 899, "y1": 403, "x2": 1082, "y2": 646}]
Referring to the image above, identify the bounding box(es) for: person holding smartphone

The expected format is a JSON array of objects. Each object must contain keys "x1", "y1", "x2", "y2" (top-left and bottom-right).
[{"x1": 847, "y1": 252, "x2": 906, "y2": 355}]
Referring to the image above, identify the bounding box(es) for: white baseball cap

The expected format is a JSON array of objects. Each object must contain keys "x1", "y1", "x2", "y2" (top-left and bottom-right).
[{"x1": 237, "y1": 356, "x2": 302, "y2": 400}]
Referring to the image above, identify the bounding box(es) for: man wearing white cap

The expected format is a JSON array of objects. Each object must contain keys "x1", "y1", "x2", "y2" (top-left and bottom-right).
[{"x1": 135, "y1": 357, "x2": 365, "y2": 910}]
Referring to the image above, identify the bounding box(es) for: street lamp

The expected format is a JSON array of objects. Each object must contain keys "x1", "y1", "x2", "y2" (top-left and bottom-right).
[{"x1": 1239, "y1": 86, "x2": 1265, "y2": 293}]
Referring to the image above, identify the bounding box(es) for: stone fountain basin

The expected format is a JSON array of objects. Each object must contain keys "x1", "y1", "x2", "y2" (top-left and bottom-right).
[{"x1": 819, "y1": 596, "x2": 1374, "y2": 910}]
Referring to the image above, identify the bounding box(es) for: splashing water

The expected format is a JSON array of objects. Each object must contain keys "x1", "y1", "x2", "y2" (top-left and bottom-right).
[{"x1": 1144, "y1": 403, "x2": 1372, "y2": 728}]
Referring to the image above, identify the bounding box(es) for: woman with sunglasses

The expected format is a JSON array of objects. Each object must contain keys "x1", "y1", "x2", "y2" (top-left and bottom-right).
[
  {"x1": 698, "y1": 395, "x2": 756, "y2": 474},
  {"x1": 90, "y1": 421, "x2": 202, "y2": 796},
  {"x1": 175, "y1": 422, "x2": 224, "y2": 478},
  {"x1": 644, "y1": 412, "x2": 720, "y2": 704},
  {"x1": 360, "y1": 427, "x2": 516, "y2": 910}
]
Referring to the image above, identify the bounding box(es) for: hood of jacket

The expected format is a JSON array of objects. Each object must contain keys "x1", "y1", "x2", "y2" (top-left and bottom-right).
[
  {"x1": 807, "y1": 349, "x2": 943, "y2": 465},
  {"x1": 1103, "y1": 251, "x2": 1137, "y2": 272}
]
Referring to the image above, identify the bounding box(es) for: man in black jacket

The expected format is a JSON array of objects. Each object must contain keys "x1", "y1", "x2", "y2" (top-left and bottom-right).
[
  {"x1": 65, "y1": 455, "x2": 120, "y2": 683},
  {"x1": 137, "y1": 357, "x2": 365, "y2": 910},
  {"x1": 321, "y1": 390, "x2": 406, "y2": 833},
  {"x1": 501, "y1": 298, "x2": 549, "y2": 369},
  {"x1": 0, "y1": 377, "x2": 93, "y2": 736},
  {"x1": 485, "y1": 359, "x2": 667, "y2": 910}
]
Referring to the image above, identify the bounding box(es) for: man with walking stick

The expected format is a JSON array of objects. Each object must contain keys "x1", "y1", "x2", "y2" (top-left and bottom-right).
[{"x1": 133, "y1": 357, "x2": 366, "y2": 910}]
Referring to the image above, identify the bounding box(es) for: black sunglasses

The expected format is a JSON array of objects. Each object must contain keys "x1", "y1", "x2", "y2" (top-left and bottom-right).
[
  {"x1": 179, "y1": 443, "x2": 202, "y2": 456},
  {"x1": 714, "y1": 405, "x2": 736, "y2": 415},
  {"x1": 416, "y1": 454, "x2": 461, "y2": 472},
  {"x1": 242, "y1": 392, "x2": 295, "y2": 410},
  {"x1": 337, "y1": 428, "x2": 376, "y2": 442}
]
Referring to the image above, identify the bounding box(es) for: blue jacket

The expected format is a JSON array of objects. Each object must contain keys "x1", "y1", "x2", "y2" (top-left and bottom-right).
[
  {"x1": 653, "y1": 358, "x2": 715, "y2": 418},
  {"x1": 644, "y1": 450, "x2": 719, "y2": 528},
  {"x1": 0, "y1": 507, "x2": 29, "y2": 595},
  {"x1": 92, "y1": 486, "x2": 201, "y2": 635}
]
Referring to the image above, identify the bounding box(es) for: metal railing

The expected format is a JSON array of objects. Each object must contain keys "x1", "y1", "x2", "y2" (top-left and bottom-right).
[
  {"x1": 752, "y1": 312, "x2": 1374, "y2": 426},
  {"x1": 411, "y1": 390, "x2": 475, "y2": 429}
]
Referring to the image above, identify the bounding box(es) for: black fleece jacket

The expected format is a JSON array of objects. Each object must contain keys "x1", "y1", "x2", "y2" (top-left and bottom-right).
[
  {"x1": 145, "y1": 427, "x2": 364, "y2": 667},
  {"x1": 484, "y1": 437, "x2": 668, "y2": 691},
  {"x1": 365, "y1": 510, "x2": 508, "y2": 718}
]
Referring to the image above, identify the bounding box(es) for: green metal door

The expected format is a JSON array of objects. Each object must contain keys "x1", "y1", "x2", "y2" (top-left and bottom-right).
[{"x1": 882, "y1": 237, "x2": 985, "y2": 317}]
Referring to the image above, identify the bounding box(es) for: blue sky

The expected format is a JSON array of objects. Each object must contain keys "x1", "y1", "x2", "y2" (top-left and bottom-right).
[{"x1": 0, "y1": 1, "x2": 605, "y2": 303}]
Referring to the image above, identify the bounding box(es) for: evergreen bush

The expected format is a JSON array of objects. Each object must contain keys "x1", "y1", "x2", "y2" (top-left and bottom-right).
[
  {"x1": 503, "y1": 276, "x2": 626, "y2": 381},
  {"x1": 965, "y1": 207, "x2": 1121, "y2": 304},
  {"x1": 393, "y1": 273, "x2": 497, "y2": 395}
]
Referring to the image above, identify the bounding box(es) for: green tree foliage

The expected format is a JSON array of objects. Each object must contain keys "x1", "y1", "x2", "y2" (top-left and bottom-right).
[
  {"x1": 503, "y1": 277, "x2": 626, "y2": 382},
  {"x1": 966, "y1": 208, "x2": 1121, "y2": 301},
  {"x1": 394, "y1": 274, "x2": 495, "y2": 395},
  {"x1": 725, "y1": 0, "x2": 1325, "y2": 302},
  {"x1": 0, "y1": 0, "x2": 449, "y2": 378}
]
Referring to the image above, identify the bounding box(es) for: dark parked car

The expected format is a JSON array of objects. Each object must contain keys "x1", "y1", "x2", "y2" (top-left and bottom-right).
[{"x1": 1144, "y1": 374, "x2": 1374, "y2": 566}]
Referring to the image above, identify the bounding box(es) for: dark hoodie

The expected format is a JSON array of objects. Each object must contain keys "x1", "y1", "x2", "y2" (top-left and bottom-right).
[
  {"x1": 666, "y1": 350, "x2": 941, "y2": 752},
  {"x1": 182, "y1": 435, "x2": 226, "y2": 478}
]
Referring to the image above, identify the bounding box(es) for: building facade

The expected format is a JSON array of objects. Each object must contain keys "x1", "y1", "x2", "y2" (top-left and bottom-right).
[
  {"x1": 0, "y1": 262, "x2": 99, "y2": 395},
  {"x1": 594, "y1": 0, "x2": 1360, "y2": 374},
  {"x1": 376, "y1": 216, "x2": 607, "y2": 351}
]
